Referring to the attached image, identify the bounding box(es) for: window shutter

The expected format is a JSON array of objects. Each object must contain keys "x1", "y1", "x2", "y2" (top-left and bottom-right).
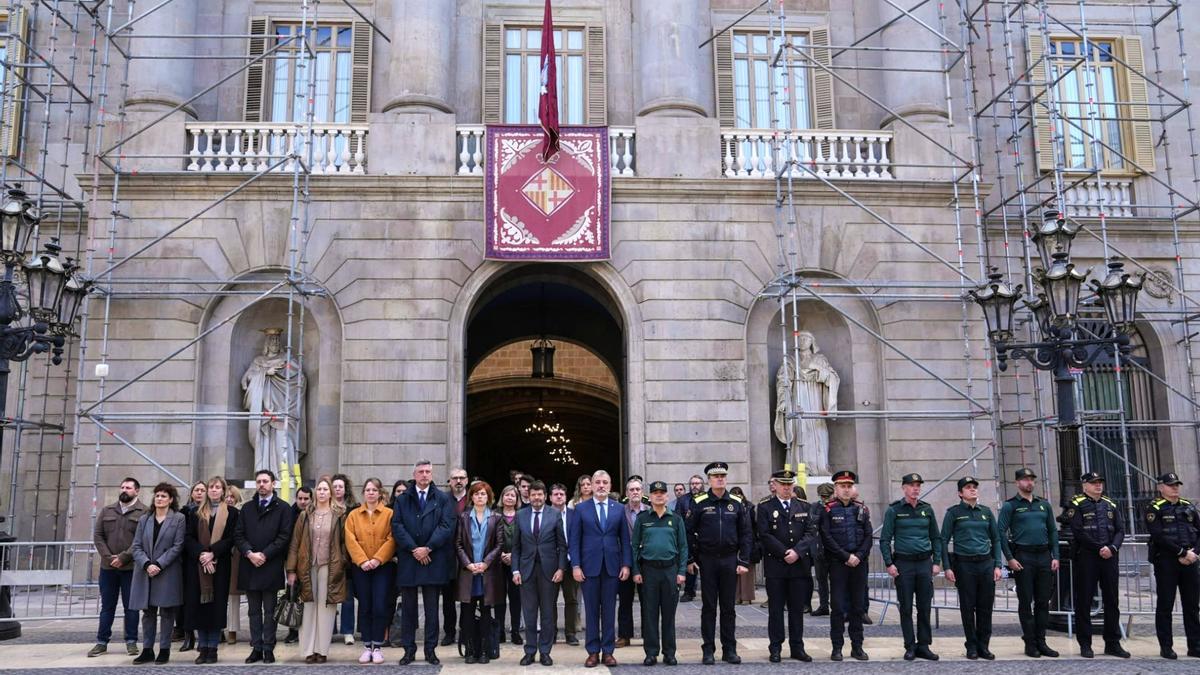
[
  {"x1": 1120, "y1": 36, "x2": 1155, "y2": 173},
  {"x1": 2, "y1": 7, "x2": 28, "y2": 157},
  {"x1": 244, "y1": 16, "x2": 270, "y2": 122},
  {"x1": 585, "y1": 26, "x2": 607, "y2": 126},
  {"x1": 1027, "y1": 33, "x2": 1056, "y2": 171},
  {"x1": 713, "y1": 30, "x2": 735, "y2": 128},
  {"x1": 810, "y1": 26, "x2": 834, "y2": 130},
  {"x1": 350, "y1": 21, "x2": 373, "y2": 123},
  {"x1": 482, "y1": 23, "x2": 503, "y2": 124}
]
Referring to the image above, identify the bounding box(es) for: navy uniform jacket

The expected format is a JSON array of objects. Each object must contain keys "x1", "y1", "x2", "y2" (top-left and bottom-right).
[
  {"x1": 820, "y1": 498, "x2": 872, "y2": 562},
  {"x1": 1064, "y1": 493, "x2": 1125, "y2": 554},
  {"x1": 685, "y1": 489, "x2": 753, "y2": 567},
  {"x1": 756, "y1": 496, "x2": 818, "y2": 578}
]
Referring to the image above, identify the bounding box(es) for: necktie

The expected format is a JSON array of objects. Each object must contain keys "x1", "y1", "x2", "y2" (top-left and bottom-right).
[
  {"x1": 599, "y1": 501, "x2": 607, "y2": 526},
  {"x1": 533, "y1": 511, "x2": 541, "y2": 537},
  {"x1": 782, "y1": 499, "x2": 790, "y2": 515},
  {"x1": 419, "y1": 490, "x2": 427, "y2": 510},
  {"x1": 260, "y1": 498, "x2": 269, "y2": 510}
]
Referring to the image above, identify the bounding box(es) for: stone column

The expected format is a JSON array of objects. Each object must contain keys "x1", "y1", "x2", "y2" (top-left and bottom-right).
[
  {"x1": 632, "y1": 0, "x2": 720, "y2": 178},
  {"x1": 123, "y1": 0, "x2": 197, "y2": 170}
]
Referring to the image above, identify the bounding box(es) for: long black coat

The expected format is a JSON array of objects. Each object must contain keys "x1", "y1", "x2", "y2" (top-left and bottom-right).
[
  {"x1": 185, "y1": 505, "x2": 239, "y2": 631},
  {"x1": 391, "y1": 484, "x2": 457, "y2": 587},
  {"x1": 234, "y1": 494, "x2": 294, "y2": 592}
]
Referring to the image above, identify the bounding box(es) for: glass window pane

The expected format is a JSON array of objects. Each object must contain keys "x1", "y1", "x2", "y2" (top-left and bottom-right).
[
  {"x1": 338, "y1": 27, "x2": 352, "y2": 48},
  {"x1": 734, "y1": 58, "x2": 751, "y2": 128},
  {"x1": 793, "y1": 55, "x2": 811, "y2": 128},
  {"x1": 526, "y1": 54, "x2": 540, "y2": 122},
  {"x1": 504, "y1": 54, "x2": 522, "y2": 123},
  {"x1": 506, "y1": 29, "x2": 521, "y2": 49},
  {"x1": 754, "y1": 59, "x2": 770, "y2": 127},
  {"x1": 733, "y1": 33, "x2": 747, "y2": 54},
  {"x1": 271, "y1": 57, "x2": 290, "y2": 122},
  {"x1": 316, "y1": 26, "x2": 332, "y2": 48},
  {"x1": 314, "y1": 52, "x2": 331, "y2": 122},
  {"x1": 753, "y1": 34, "x2": 767, "y2": 55},
  {"x1": 334, "y1": 52, "x2": 351, "y2": 123},
  {"x1": 1102, "y1": 67, "x2": 1123, "y2": 168},
  {"x1": 568, "y1": 30, "x2": 583, "y2": 51},
  {"x1": 276, "y1": 25, "x2": 291, "y2": 38},
  {"x1": 1061, "y1": 41, "x2": 1075, "y2": 56},
  {"x1": 527, "y1": 29, "x2": 541, "y2": 50},
  {"x1": 556, "y1": 55, "x2": 563, "y2": 118},
  {"x1": 568, "y1": 55, "x2": 583, "y2": 124},
  {"x1": 553, "y1": 30, "x2": 562, "y2": 50}
]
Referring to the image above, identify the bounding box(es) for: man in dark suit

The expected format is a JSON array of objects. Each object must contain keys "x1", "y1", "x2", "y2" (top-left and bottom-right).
[
  {"x1": 233, "y1": 469, "x2": 294, "y2": 664},
  {"x1": 673, "y1": 474, "x2": 704, "y2": 602},
  {"x1": 511, "y1": 480, "x2": 567, "y2": 665},
  {"x1": 757, "y1": 469, "x2": 818, "y2": 662},
  {"x1": 391, "y1": 459, "x2": 458, "y2": 665},
  {"x1": 568, "y1": 469, "x2": 631, "y2": 667}
]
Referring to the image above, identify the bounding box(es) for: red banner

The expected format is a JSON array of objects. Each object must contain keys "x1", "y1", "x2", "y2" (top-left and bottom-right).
[
  {"x1": 538, "y1": 0, "x2": 560, "y2": 161},
  {"x1": 485, "y1": 126, "x2": 610, "y2": 261}
]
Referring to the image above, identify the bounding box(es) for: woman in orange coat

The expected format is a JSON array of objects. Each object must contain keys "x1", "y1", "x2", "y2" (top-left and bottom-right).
[{"x1": 344, "y1": 478, "x2": 396, "y2": 664}]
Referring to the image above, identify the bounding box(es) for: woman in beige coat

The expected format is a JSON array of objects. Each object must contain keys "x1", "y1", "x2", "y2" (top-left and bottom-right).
[{"x1": 286, "y1": 477, "x2": 348, "y2": 663}]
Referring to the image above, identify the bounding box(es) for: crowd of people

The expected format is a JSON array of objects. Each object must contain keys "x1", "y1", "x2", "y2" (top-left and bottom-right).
[{"x1": 88, "y1": 460, "x2": 1199, "y2": 665}]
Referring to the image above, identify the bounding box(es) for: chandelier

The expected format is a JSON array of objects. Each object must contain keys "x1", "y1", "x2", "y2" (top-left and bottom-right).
[{"x1": 525, "y1": 405, "x2": 578, "y2": 465}]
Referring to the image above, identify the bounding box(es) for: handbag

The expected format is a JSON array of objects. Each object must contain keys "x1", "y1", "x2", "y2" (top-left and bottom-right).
[{"x1": 274, "y1": 582, "x2": 304, "y2": 628}]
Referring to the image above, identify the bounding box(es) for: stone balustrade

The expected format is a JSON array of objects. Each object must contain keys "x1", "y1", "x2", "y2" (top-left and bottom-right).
[
  {"x1": 720, "y1": 129, "x2": 894, "y2": 180},
  {"x1": 186, "y1": 123, "x2": 369, "y2": 174},
  {"x1": 1063, "y1": 177, "x2": 1134, "y2": 217},
  {"x1": 456, "y1": 126, "x2": 636, "y2": 177}
]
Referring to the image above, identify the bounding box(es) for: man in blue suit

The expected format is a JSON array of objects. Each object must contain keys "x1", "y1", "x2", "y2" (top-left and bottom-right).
[{"x1": 568, "y1": 469, "x2": 631, "y2": 667}]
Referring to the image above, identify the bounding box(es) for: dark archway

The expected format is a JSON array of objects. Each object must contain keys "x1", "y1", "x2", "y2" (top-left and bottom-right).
[{"x1": 464, "y1": 265, "x2": 625, "y2": 491}]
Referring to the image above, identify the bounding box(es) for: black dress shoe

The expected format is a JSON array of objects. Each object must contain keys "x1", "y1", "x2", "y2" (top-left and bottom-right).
[
  {"x1": 978, "y1": 649, "x2": 996, "y2": 660},
  {"x1": 861, "y1": 613, "x2": 873, "y2": 625},
  {"x1": 768, "y1": 652, "x2": 781, "y2": 663},
  {"x1": 1037, "y1": 642, "x2": 1060, "y2": 657},
  {"x1": 179, "y1": 634, "x2": 195, "y2": 652},
  {"x1": 540, "y1": 654, "x2": 553, "y2": 666},
  {"x1": 1162, "y1": 648, "x2": 1178, "y2": 659},
  {"x1": 132, "y1": 648, "x2": 155, "y2": 664},
  {"x1": 1025, "y1": 643, "x2": 1041, "y2": 657},
  {"x1": 426, "y1": 649, "x2": 440, "y2": 665},
  {"x1": 1079, "y1": 644, "x2": 1094, "y2": 658},
  {"x1": 679, "y1": 593, "x2": 695, "y2": 603},
  {"x1": 915, "y1": 646, "x2": 939, "y2": 661},
  {"x1": 284, "y1": 629, "x2": 299, "y2": 644},
  {"x1": 1188, "y1": 649, "x2": 1200, "y2": 658},
  {"x1": 245, "y1": 649, "x2": 263, "y2": 664},
  {"x1": 465, "y1": 654, "x2": 478, "y2": 664},
  {"x1": 966, "y1": 649, "x2": 979, "y2": 660},
  {"x1": 850, "y1": 646, "x2": 869, "y2": 661},
  {"x1": 790, "y1": 650, "x2": 812, "y2": 662},
  {"x1": 566, "y1": 634, "x2": 580, "y2": 646},
  {"x1": 521, "y1": 653, "x2": 536, "y2": 666},
  {"x1": 441, "y1": 633, "x2": 456, "y2": 647},
  {"x1": 722, "y1": 651, "x2": 741, "y2": 664},
  {"x1": 643, "y1": 656, "x2": 657, "y2": 666},
  {"x1": 398, "y1": 649, "x2": 415, "y2": 665},
  {"x1": 811, "y1": 606, "x2": 830, "y2": 616},
  {"x1": 478, "y1": 652, "x2": 490, "y2": 664},
  {"x1": 903, "y1": 648, "x2": 916, "y2": 661},
  {"x1": 512, "y1": 631, "x2": 524, "y2": 645},
  {"x1": 663, "y1": 655, "x2": 678, "y2": 666},
  {"x1": 830, "y1": 649, "x2": 843, "y2": 662},
  {"x1": 154, "y1": 648, "x2": 170, "y2": 665},
  {"x1": 1104, "y1": 644, "x2": 1131, "y2": 658},
  {"x1": 195, "y1": 648, "x2": 208, "y2": 665},
  {"x1": 701, "y1": 651, "x2": 715, "y2": 665},
  {"x1": 262, "y1": 649, "x2": 275, "y2": 664}
]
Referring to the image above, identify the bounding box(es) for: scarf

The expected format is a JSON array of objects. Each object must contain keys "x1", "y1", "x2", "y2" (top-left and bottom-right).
[{"x1": 198, "y1": 502, "x2": 228, "y2": 604}]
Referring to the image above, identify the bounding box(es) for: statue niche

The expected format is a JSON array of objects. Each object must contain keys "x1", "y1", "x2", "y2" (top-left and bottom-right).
[
  {"x1": 241, "y1": 327, "x2": 306, "y2": 475},
  {"x1": 773, "y1": 330, "x2": 840, "y2": 476}
]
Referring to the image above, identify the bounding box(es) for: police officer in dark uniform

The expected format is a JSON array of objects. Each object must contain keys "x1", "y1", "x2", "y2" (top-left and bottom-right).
[
  {"x1": 879, "y1": 473, "x2": 941, "y2": 661},
  {"x1": 1146, "y1": 472, "x2": 1200, "y2": 659},
  {"x1": 997, "y1": 467, "x2": 1060, "y2": 658},
  {"x1": 756, "y1": 470, "x2": 817, "y2": 663},
  {"x1": 1065, "y1": 471, "x2": 1129, "y2": 659},
  {"x1": 632, "y1": 481, "x2": 688, "y2": 666},
  {"x1": 941, "y1": 476, "x2": 1003, "y2": 660},
  {"x1": 819, "y1": 470, "x2": 871, "y2": 662},
  {"x1": 685, "y1": 462, "x2": 752, "y2": 665}
]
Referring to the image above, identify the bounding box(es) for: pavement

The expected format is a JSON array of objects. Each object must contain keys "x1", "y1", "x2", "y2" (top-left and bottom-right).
[{"x1": 2, "y1": 593, "x2": 1196, "y2": 673}]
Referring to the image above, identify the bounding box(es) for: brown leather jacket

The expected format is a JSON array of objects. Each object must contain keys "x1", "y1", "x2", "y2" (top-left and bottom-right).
[
  {"x1": 93, "y1": 500, "x2": 148, "y2": 570},
  {"x1": 285, "y1": 508, "x2": 348, "y2": 605},
  {"x1": 455, "y1": 510, "x2": 504, "y2": 605}
]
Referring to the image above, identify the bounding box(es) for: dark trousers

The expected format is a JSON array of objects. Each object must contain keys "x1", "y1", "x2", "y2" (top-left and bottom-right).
[
  {"x1": 1013, "y1": 548, "x2": 1054, "y2": 644},
  {"x1": 639, "y1": 562, "x2": 679, "y2": 659},
  {"x1": 560, "y1": 573, "x2": 580, "y2": 637},
  {"x1": 442, "y1": 582, "x2": 457, "y2": 638},
  {"x1": 460, "y1": 599, "x2": 493, "y2": 658},
  {"x1": 617, "y1": 576, "x2": 641, "y2": 639},
  {"x1": 766, "y1": 575, "x2": 809, "y2": 653},
  {"x1": 399, "y1": 584, "x2": 441, "y2": 652},
  {"x1": 494, "y1": 569, "x2": 522, "y2": 640},
  {"x1": 141, "y1": 606, "x2": 176, "y2": 651},
  {"x1": 1154, "y1": 558, "x2": 1200, "y2": 651},
  {"x1": 683, "y1": 569, "x2": 697, "y2": 596},
  {"x1": 97, "y1": 568, "x2": 138, "y2": 644},
  {"x1": 829, "y1": 561, "x2": 866, "y2": 648},
  {"x1": 352, "y1": 563, "x2": 395, "y2": 646},
  {"x1": 520, "y1": 566, "x2": 558, "y2": 656},
  {"x1": 245, "y1": 589, "x2": 279, "y2": 651},
  {"x1": 894, "y1": 558, "x2": 933, "y2": 648},
  {"x1": 1073, "y1": 550, "x2": 1121, "y2": 647},
  {"x1": 812, "y1": 550, "x2": 830, "y2": 609},
  {"x1": 953, "y1": 557, "x2": 996, "y2": 653},
  {"x1": 337, "y1": 575, "x2": 355, "y2": 635},
  {"x1": 581, "y1": 567, "x2": 619, "y2": 655},
  {"x1": 698, "y1": 553, "x2": 737, "y2": 654}
]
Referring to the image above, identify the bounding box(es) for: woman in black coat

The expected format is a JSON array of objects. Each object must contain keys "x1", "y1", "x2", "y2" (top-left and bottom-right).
[
  {"x1": 184, "y1": 477, "x2": 239, "y2": 664},
  {"x1": 178, "y1": 480, "x2": 207, "y2": 650}
]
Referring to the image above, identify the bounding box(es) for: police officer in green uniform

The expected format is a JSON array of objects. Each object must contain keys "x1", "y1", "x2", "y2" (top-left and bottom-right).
[
  {"x1": 631, "y1": 480, "x2": 687, "y2": 667},
  {"x1": 941, "y1": 476, "x2": 1003, "y2": 660},
  {"x1": 1065, "y1": 471, "x2": 1129, "y2": 659},
  {"x1": 879, "y1": 473, "x2": 941, "y2": 661},
  {"x1": 756, "y1": 470, "x2": 817, "y2": 663},
  {"x1": 997, "y1": 467, "x2": 1060, "y2": 658},
  {"x1": 1146, "y1": 472, "x2": 1200, "y2": 660},
  {"x1": 685, "y1": 462, "x2": 752, "y2": 665},
  {"x1": 819, "y1": 470, "x2": 871, "y2": 662}
]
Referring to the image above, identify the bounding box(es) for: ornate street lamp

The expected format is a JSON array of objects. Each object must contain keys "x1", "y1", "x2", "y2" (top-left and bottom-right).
[
  {"x1": 530, "y1": 337, "x2": 555, "y2": 378},
  {"x1": 968, "y1": 268, "x2": 1021, "y2": 344},
  {"x1": 1030, "y1": 210, "x2": 1083, "y2": 270}
]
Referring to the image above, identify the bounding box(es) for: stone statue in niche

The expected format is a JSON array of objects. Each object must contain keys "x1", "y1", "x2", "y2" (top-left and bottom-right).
[
  {"x1": 773, "y1": 331, "x2": 840, "y2": 476},
  {"x1": 241, "y1": 327, "x2": 306, "y2": 474}
]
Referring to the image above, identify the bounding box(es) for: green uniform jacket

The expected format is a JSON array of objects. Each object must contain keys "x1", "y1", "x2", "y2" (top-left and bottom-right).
[
  {"x1": 997, "y1": 494, "x2": 1059, "y2": 561},
  {"x1": 632, "y1": 507, "x2": 688, "y2": 578},
  {"x1": 879, "y1": 498, "x2": 942, "y2": 567},
  {"x1": 941, "y1": 501, "x2": 1003, "y2": 568}
]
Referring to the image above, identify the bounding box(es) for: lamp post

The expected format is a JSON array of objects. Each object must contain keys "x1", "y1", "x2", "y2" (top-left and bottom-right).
[
  {"x1": 0, "y1": 189, "x2": 93, "y2": 641},
  {"x1": 970, "y1": 210, "x2": 1143, "y2": 428}
]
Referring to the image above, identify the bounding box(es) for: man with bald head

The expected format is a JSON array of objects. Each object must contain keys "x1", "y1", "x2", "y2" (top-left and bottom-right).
[{"x1": 567, "y1": 470, "x2": 631, "y2": 667}]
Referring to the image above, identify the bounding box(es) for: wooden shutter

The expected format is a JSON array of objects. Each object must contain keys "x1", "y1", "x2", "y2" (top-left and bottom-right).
[
  {"x1": 1120, "y1": 35, "x2": 1155, "y2": 173},
  {"x1": 1027, "y1": 33, "x2": 1056, "y2": 171},
  {"x1": 350, "y1": 21, "x2": 372, "y2": 123},
  {"x1": 585, "y1": 26, "x2": 607, "y2": 125},
  {"x1": 244, "y1": 17, "x2": 270, "y2": 122},
  {"x1": 714, "y1": 30, "x2": 735, "y2": 128},
  {"x1": 810, "y1": 26, "x2": 834, "y2": 130},
  {"x1": 2, "y1": 7, "x2": 28, "y2": 157},
  {"x1": 482, "y1": 23, "x2": 503, "y2": 124}
]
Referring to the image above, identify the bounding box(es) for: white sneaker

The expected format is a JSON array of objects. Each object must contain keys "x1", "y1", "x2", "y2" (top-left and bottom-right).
[
  {"x1": 358, "y1": 648, "x2": 373, "y2": 664},
  {"x1": 345, "y1": 634, "x2": 355, "y2": 646},
  {"x1": 372, "y1": 648, "x2": 384, "y2": 664}
]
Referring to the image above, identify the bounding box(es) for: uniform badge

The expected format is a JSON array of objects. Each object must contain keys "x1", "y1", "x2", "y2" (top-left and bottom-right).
[
  {"x1": 1186, "y1": 512, "x2": 1194, "y2": 522},
  {"x1": 1067, "y1": 508, "x2": 1075, "y2": 518},
  {"x1": 1107, "y1": 511, "x2": 1114, "y2": 520},
  {"x1": 772, "y1": 510, "x2": 779, "y2": 519},
  {"x1": 1147, "y1": 512, "x2": 1156, "y2": 522},
  {"x1": 727, "y1": 504, "x2": 735, "y2": 512}
]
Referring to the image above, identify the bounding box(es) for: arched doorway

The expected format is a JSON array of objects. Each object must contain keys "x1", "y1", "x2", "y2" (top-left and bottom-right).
[{"x1": 463, "y1": 265, "x2": 625, "y2": 490}]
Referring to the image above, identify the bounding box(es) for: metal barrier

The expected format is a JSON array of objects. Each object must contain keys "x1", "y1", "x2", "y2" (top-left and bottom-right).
[
  {"x1": 866, "y1": 536, "x2": 1165, "y2": 637},
  {"x1": 0, "y1": 541, "x2": 101, "y2": 620}
]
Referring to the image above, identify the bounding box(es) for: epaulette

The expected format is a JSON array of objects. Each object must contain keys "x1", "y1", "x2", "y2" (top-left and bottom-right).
[
  {"x1": 1102, "y1": 496, "x2": 1117, "y2": 507},
  {"x1": 729, "y1": 493, "x2": 744, "y2": 503},
  {"x1": 694, "y1": 493, "x2": 709, "y2": 504},
  {"x1": 1182, "y1": 498, "x2": 1192, "y2": 505},
  {"x1": 1150, "y1": 498, "x2": 1166, "y2": 510},
  {"x1": 890, "y1": 499, "x2": 903, "y2": 507},
  {"x1": 1071, "y1": 495, "x2": 1086, "y2": 505}
]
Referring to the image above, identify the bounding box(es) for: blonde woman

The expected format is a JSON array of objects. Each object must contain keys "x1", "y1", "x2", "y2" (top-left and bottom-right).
[
  {"x1": 287, "y1": 476, "x2": 347, "y2": 663},
  {"x1": 223, "y1": 484, "x2": 243, "y2": 645},
  {"x1": 344, "y1": 478, "x2": 396, "y2": 664},
  {"x1": 184, "y1": 477, "x2": 238, "y2": 664}
]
